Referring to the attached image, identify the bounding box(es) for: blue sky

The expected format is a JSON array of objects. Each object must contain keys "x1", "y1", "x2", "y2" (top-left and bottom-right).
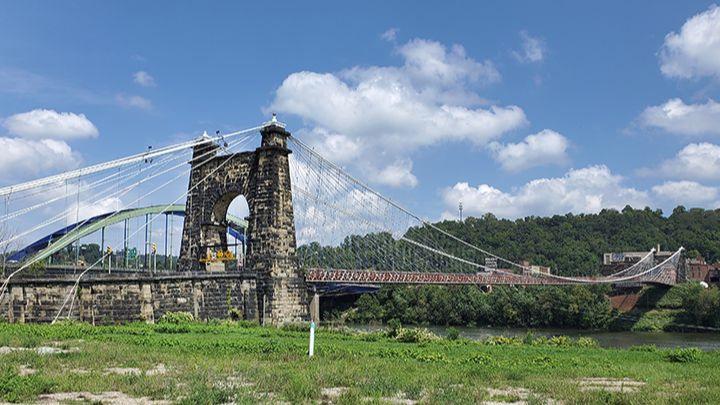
[{"x1": 2, "y1": 1, "x2": 720, "y2": 222}]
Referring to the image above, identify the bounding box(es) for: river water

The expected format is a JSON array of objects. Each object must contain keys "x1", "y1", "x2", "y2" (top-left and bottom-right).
[{"x1": 350, "y1": 324, "x2": 720, "y2": 350}]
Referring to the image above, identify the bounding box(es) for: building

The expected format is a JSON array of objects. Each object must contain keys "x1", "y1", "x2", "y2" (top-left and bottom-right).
[{"x1": 520, "y1": 260, "x2": 551, "y2": 275}]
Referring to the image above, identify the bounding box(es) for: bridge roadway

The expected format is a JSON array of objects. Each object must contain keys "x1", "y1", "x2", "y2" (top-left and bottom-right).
[{"x1": 304, "y1": 268, "x2": 677, "y2": 286}]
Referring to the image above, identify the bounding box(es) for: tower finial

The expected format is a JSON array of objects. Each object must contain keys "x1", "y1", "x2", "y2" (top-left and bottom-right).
[{"x1": 264, "y1": 113, "x2": 286, "y2": 128}]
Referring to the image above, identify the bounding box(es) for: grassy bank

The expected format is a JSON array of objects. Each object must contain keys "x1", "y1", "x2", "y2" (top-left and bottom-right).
[{"x1": 0, "y1": 320, "x2": 719, "y2": 404}]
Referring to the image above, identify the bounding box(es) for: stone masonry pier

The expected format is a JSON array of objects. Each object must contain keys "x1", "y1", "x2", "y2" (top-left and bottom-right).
[{"x1": 1, "y1": 272, "x2": 257, "y2": 324}]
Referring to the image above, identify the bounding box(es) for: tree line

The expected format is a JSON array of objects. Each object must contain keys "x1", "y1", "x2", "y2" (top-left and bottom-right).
[{"x1": 301, "y1": 205, "x2": 720, "y2": 329}]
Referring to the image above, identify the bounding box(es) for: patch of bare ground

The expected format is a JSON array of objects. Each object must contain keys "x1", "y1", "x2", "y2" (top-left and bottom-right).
[
  {"x1": 322, "y1": 388, "x2": 418, "y2": 404},
  {"x1": 17, "y1": 364, "x2": 36, "y2": 376},
  {"x1": 214, "y1": 374, "x2": 255, "y2": 391},
  {"x1": 577, "y1": 377, "x2": 645, "y2": 393},
  {"x1": 482, "y1": 387, "x2": 560, "y2": 405},
  {"x1": 367, "y1": 391, "x2": 417, "y2": 404},
  {"x1": 104, "y1": 363, "x2": 169, "y2": 376},
  {"x1": 251, "y1": 391, "x2": 290, "y2": 404},
  {"x1": 321, "y1": 386, "x2": 349, "y2": 402},
  {"x1": 0, "y1": 346, "x2": 79, "y2": 355},
  {"x1": 36, "y1": 391, "x2": 171, "y2": 404}
]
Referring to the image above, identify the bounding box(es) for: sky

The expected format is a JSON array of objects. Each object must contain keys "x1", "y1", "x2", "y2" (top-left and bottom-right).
[{"x1": 3, "y1": 1, "x2": 720, "y2": 224}]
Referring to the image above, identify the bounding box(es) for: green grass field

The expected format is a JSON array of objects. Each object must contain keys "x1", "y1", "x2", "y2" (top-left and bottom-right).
[{"x1": 0, "y1": 320, "x2": 718, "y2": 404}]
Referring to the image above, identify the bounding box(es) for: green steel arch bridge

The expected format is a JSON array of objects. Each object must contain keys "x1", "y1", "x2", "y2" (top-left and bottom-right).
[{"x1": 8, "y1": 204, "x2": 247, "y2": 268}]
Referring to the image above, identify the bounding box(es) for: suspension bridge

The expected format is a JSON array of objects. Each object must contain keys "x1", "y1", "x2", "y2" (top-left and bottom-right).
[{"x1": 0, "y1": 116, "x2": 685, "y2": 325}]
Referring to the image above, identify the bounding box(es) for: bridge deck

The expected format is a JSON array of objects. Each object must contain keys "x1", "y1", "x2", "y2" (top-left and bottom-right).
[{"x1": 304, "y1": 268, "x2": 676, "y2": 286}]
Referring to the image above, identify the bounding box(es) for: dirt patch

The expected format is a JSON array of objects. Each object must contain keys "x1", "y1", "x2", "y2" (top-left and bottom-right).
[
  {"x1": 482, "y1": 387, "x2": 560, "y2": 405},
  {"x1": 578, "y1": 377, "x2": 645, "y2": 393},
  {"x1": 18, "y1": 364, "x2": 36, "y2": 376},
  {"x1": 36, "y1": 391, "x2": 171, "y2": 404},
  {"x1": 215, "y1": 375, "x2": 254, "y2": 390},
  {"x1": 251, "y1": 391, "x2": 290, "y2": 404},
  {"x1": 104, "y1": 364, "x2": 169, "y2": 376},
  {"x1": 483, "y1": 387, "x2": 532, "y2": 405},
  {"x1": 146, "y1": 363, "x2": 169, "y2": 376},
  {"x1": 104, "y1": 367, "x2": 142, "y2": 376},
  {"x1": 0, "y1": 346, "x2": 79, "y2": 355},
  {"x1": 321, "y1": 387, "x2": 349, "y2": 401}
]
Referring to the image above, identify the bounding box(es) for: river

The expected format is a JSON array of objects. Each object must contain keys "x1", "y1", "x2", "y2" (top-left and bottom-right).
[{"x1": 350, "y1": 324, "x2": 720, "y2": 350}]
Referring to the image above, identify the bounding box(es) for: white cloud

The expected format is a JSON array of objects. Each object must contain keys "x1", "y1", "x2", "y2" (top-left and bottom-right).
[
  {"x1": 375, "y1": 160, "x2": 418, "y2": 188},
  {"x1": 381, "y1": 28, "x2": 399, "y2": 42},
  {"x1": 298, "y1": 128, "x2": 362, "y2": 163},
  {"x1": 660, "y1": 5, "x2": 720, "y2": 79},
  {"x1": 646, "y1": 142, "x2": 720, "y2": 181},
  {"x1": 68, "y1": 196, "x2": 124, "y2": 223},
  {"x1": 441, "y1": 165, "x2": 649, "y2": 219},
  {"x1": 133, "y1": 71, "x2": 156, "y2": 87},
  {"x1": 513, "y1": 31, "x2": 545, "y2": 63},
  {"x1": 271, "y1": 37, "x2": 526, "y2": 187},
  {"x1": 0, "y1": 138, "x2": 82, "y2": 184},
  {"x1": 116, "y1": 93, "x2": 153, "y2": 110},
  {"x1": 637, "y1": 98, "x2": 720, "y2": 136},
  {"x1": 397, "y1": 39, "x2": 501, "y2": 87},
  {"x1": 652, "y1": 180, "x2": 719, "y2": 207},
  {"x1": 3, "y1": 109, "x2": 98, "y2": 140},
  {"x1": 488, "y1": 129, "x2": 568, "y2": 172}
]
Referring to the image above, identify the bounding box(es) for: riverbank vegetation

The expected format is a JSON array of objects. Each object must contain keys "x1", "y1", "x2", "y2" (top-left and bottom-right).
[
  {"x1": 1, "y1": 320, "x2": 719, "y2": 403},
  {"x1": 626, "y1": 283, "x2": 720, "y2": 332},
  {"x1": 331, "y1": 282, "x2": 720, "y2": 331}
]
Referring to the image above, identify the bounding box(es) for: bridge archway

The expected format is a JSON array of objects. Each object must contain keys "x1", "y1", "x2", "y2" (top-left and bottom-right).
[{"x1": 178, "y1": 124, "x2": 309, "y2": 325}]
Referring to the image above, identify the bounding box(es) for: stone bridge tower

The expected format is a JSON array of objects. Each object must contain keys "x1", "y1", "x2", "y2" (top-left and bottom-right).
[{"x1": 178, "y1": 123, "x2": 309, "y2": 325}]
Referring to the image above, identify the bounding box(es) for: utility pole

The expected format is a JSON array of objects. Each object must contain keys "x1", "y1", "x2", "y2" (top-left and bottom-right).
[
  {"x1": 123, "y1": 219, "x2": 128, "y2": 268},
  {"x1": 144, "y1": 213, "x2": 149, "y2": 270},
  {"x1": 164, "y1": 214, "x2": 168, "y2": 270},
  {"x1": 100, "y1": 227, "x2": 105, "y2": 269},
  {"x1": 459, "y1": 201, "x2": 463, "y2": 222},
  {"x1": 169, "y1": 214, "x2": 174, "y2": 271}
]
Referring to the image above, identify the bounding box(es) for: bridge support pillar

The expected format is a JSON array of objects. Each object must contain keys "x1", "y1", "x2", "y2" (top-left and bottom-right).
[
  {"x1": 249, "y1": 125, "x2": 309, "y2": 325},
  {"x1": 177, "y1": 124, "x2": 309, "y2": 325}
]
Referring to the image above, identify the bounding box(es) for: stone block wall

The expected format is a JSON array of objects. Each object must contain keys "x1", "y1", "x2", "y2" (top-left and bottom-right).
[{"x1": 1, "y1": 272, "x2": 257, "y2": 324}]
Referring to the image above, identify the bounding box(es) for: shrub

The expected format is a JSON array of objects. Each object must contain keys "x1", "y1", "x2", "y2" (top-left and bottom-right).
[
  {"x1": 484, "y1": 336, "x2": 521, "y2": 346},
  {"x1": 465, "y1": 352, "x2": 494, "y2": 365},
  {"x1": 386, "y1": 319, "x2": 402, "y2": 337},
  {"x1": 664, "y1": 348, "x2": 702, "y2": 363},
  {"x1": 575, "y1": 337, "x2": 599, "y2": 348},
  {"x1": 446, "y1": 327, "x2": 460, "y2": 341},
  {"x1": 158, "y1": 311, "x2": 194, "y2": 325},
  {"x1": 394, "y1": 328, "x2": 438, "y2": 343},
  {"x1": 546, "y1": 335, "x2": 573, "y2": 347}
]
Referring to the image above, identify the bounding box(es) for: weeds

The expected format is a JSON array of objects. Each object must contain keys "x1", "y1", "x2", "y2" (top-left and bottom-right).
[{"x1": 0, "y1": 322, "x2": 717, "y2": 403}]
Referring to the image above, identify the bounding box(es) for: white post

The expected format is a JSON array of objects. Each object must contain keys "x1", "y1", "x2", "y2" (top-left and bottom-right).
[{"x1": 309, "y1": 321, "x2": 315, "y2": 357}]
